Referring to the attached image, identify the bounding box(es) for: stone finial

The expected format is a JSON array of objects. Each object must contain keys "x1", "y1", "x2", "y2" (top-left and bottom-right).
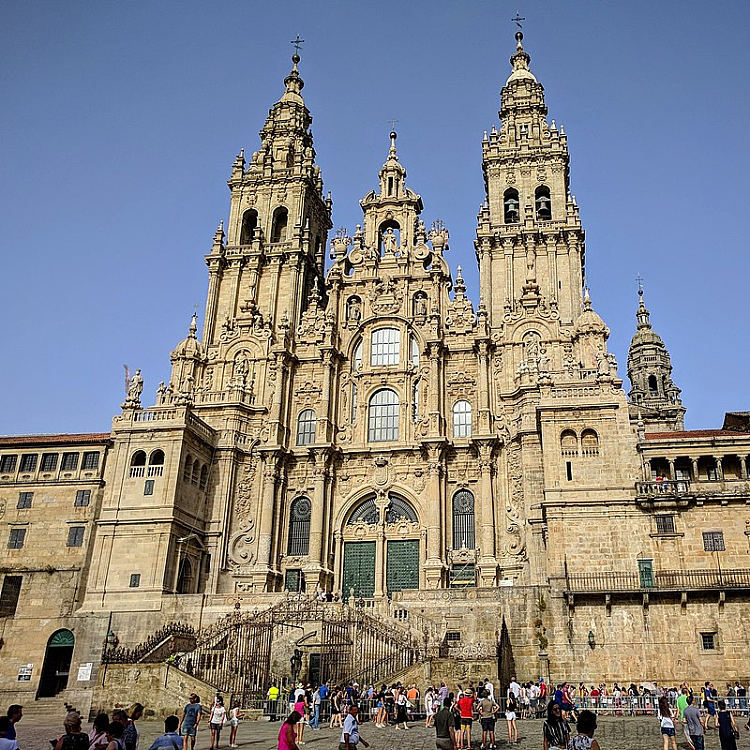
[{"x1": 636, "y1": 287, "x2": 651, "y2": 330}]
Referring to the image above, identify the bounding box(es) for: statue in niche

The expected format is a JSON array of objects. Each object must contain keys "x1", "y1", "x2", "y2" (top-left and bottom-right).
[
  {"x1": 596, "y1": 349, "x2": 611, "y2": 377},
  {"x1": 414, "y1": 294, "x2": 427, "y2": 317},
  {"x1": 347, "y1": 297, "x2": 361, "y2": 323},
  {"x1": 382, "y1": 227, "x2": 397, "y2": 255}
]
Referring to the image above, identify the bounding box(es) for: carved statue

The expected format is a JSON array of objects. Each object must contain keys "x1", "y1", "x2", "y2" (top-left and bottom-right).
[
  {"x1": 156, "y1": 381, "x2": 166, "y2": 405},
  {"x1": 596, "y1": 350, "x2": 611, "y2": 377},
  {"x1": 414, "y1": 294, "x2": 427, "y2": 317},
  {"x1": 382, "y1": 227, "x2": 397, "y2": 255},
  {"x1": 290, "y1": 648, "x2": 303, "y2": 682},
  {"x1": 127, "y1": 369, "x2": 143, "y2": 401},
  {"x1": 347, "y1": 297, "x2": 361, "y2": 323}
]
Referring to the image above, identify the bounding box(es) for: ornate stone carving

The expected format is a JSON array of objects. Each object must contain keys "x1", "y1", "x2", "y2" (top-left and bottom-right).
[{"x1": 504, "y1": 443, "x2": 527, "y2": 559}]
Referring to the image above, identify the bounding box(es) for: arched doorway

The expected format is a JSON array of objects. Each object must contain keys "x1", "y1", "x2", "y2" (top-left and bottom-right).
[{"x1": 38, "y1": 629, "x2": 74, "y2": 697}]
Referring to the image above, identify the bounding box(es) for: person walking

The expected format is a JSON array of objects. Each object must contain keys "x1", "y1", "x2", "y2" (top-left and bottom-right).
[
  {"x1": 277, "y1": 711, "x2": 301, "y2": 750},
  {"x1": 395, "y1": 686, "x2": 410, "y2": 730},
  {"x1": 543, "y1": 700, "x2": 570, "y2": 750},
  {"x1": 658, "y1": 696, "x2": 678, "y2": 750},
  {"x1": 179, "y1": 694, "x2": 202, "y2": 750},
  {"x1": 505, "y1": 688, "x2": 519, "y2": 745},
  {"x1": 329, "y1": 688, "x2": 343, "y2": 729},
  {"x1": 434, "y1": 697, "x2": 456, "y2": 750},
  {"x1": 208, "y1": 697, "x2": 226, "y2": 750},
  {"x1": 682, "y1": 695, "x2": 704, "y2": 750},
  {"x1": 310, "y1": 686, "x2": 321, "y2": 730},
  {"x1": 228, "y1": 702, "x2": 242, "y2": 748},
  {"x1": 293, "y1": 691, "x2": 307, "y2": 745},
  {"x1": 340, "y1": 705, "x2": 369, "y2": 750},
  {"x1": 717, "y1": 700, "x2": 738, "y2": 750},
  {"x1": 375, "y1": 685, "x2": 387, "y2": 728}
]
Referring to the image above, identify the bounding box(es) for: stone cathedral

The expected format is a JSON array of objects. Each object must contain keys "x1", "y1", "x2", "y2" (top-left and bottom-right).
[{"x1": 2, "y1": 33, "x2": 749, "y2": 709}]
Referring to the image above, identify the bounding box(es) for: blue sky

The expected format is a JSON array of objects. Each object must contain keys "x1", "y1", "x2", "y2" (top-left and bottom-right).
[{"x1": 1, "y1": 0, "x2": 748, "y2": 434}]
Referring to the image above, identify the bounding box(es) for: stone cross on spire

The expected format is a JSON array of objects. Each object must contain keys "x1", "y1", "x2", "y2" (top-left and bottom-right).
[{"x1": 290, "y1": 34, "x2": 304, "y2": 55}]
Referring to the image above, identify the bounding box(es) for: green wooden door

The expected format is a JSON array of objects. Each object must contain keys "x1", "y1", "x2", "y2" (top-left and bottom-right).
[
  {"x1": 343, "y1": 541, "x2": 376, "y2": 597},
  {"x1": 386, "y1": 540, "x2": 420, "y2": 594}
]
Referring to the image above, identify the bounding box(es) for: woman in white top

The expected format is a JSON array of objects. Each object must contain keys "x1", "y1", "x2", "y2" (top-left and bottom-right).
[
  {"x1": 424, "y1": 687, "x2": 435, "y2": 727},
  {"x1": 209, "y1": 698, "x2": 226, "y2": 750},
  {"x1": 228, "y1": 702, "x2": 242, "y2": 748},
  {"x1": 658, "y1": 696, "x2": 678, "y2": 750}
]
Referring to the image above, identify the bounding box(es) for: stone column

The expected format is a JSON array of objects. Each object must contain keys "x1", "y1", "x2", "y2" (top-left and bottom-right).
[
  {"x1": 741, "y1": 457, "x2": 748, "y2": 480},
  {"x1": 477, "y1": 440, "x2": 498, "y2": 587},
  {"x1": 308, "y1": 450, "x2": 329, "y2": 582},
  {"x1": 691, "y1": 457, "x2": 700, "y2": 481},
  {"x1": 715, "y1": 456, "x2": 724, "y2": 480},
  {"x1": 255, "y1": 455, "x2": 279, "y2": 589},
  {"x1": 319, "y1": 350, "x2": 335, "y2": 442},
  {"x1": 424, "y1": 446, "x2": 444, "y2": 588},
  {"x1": 427, "y1": 343, "x2": 443, "y2": 436},
  {"x1": 203, "y1": 260, "x2": 224, "y2": 344},
  {"x1": 476, "y1": 341, "x2": 491, "y2": 434},
  {"x1": 667, "y1": 459, "x2": 675, "y2": 481}
]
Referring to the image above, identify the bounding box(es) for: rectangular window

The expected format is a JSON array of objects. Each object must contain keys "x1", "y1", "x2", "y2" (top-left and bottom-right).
[
  {"x1": 638, "y1": 559, "x2": 654, "y2": 588},
  {"x1": 41, "y1": 453, "x2": 58, "y2": 472},
  {"x1": 74, "y1": 490, "x2": 91, "y2": 507},
  {"x1": 703, "y1": 531, "x2": 725, "y2": 552},
  {"x1": 61, "y1": 452, "x2": 79, "y2": 471},
  {"x1": 0, "y1": 455, "x2": 17, "y2": 473},
  {"x1": 144, "y1": 480, "x2": 154, "y2": 496},
  {"x1": 19, "y1": 454, "x2": 38, "y2": 473},
  {"x1": 284, "y1": 569, "x2": 304, "y2": 593},
  {"x1": 450, "y1": 564, "x2": 476, "y2": 588},
  {"x1": 701, "y1": 633, "x2": 716, "y2": 650},
  {"x1": 675, "y1": 466, "x2": 690, "y2": 480},
  {"x1": 81, "y1": 451, "x2": 99, "y2": 470},
  {"x1": 8, "y1": 529, "x2": 26, "y2": 549},
  {"x1": 67, "y1": 526, "x2": 85, "y2": 547},
  {"x1": 17, "y1": 492, "x2": 33, "y2": 509},
  {"x1": 707, "y1": 466, "x2": 719, "y2": 481},
  {"x1": 445, "y1": 631, "x2": 461, "y2": 642},
  {"x1": 566, "y1": 461, "x2": 573, "y2": 481},
  {"x1": 129, "y1": 574, "x2": 141, "y2": 588},
  {"x1": 655, "y1": 515, "x2": 676, "y2": 535},
  {"x1": 370, "y1": 328, "x2": 400, "y2": 366},
  {"x1": 0, "y1": 575, "x2": 22, "y2": 617}
]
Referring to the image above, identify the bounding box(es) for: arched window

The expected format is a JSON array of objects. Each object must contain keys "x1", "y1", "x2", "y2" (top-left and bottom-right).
[
  {"x1": 287, "y1": 497, "x2": 311, "y2": 556},
  {"x1": 371, "y1": 328, "x2": 400, "y2": 366},
  {"x1": 271, "y1": 207, "x2": 288, "y2": 243},
  {"x1": 353, "y1": 339, "x2": 363, "y2": 371},
  {"x1": 191, "y1": 459, "x2": 200, "y2": 485},
  {"x1": 648, "y1": 374, "x2": 658, "y2": 393},
  {"x1": 452, "y1": 490, "x2": 475, "y2": 549},
  {"x1": 368, "y1": 389, "x2": 399, "y2": 442},
  {"x1": 504, "y1": 188, "x2": 520, "y2": 224},
  {"x1": 385, "y1": 495, "x2": 418, "y2": 523},
  {"x1": 296, "y1": 409, "x2": 317, "y2": 446},
  {"x1": 130, "y1": 450, "x2": 147, "y2": 478},
  {"x1": 148, "y1": 450, "x2": 164, "y2": 465},
  {"x1": 182, "y1": 454, "x2": 192, "y2": 481},
  {"x1": 581, "y1": 429, "x2": 600, "y2": 456},
  {"x1": 199, "y1": 464, "x2": 208, "y2": 490},
  {"x1": 535, "y1": 186, "x2": 552, "y2": 220},
  {"x1": 560, "y1": 430, "x2": 578, "y2": 456},
  {"x1": 453, "y1": 400, "x2": 472, "y2": 438},
  {"x1": 347, "y1": 497, "x2": 379, "y2": 525},
  {"x1": 240, "y1": 209, "x2": 258, "y2": 245},
  {"x1": 410, "y1": 335, "x2": 420, "y2": 368}
]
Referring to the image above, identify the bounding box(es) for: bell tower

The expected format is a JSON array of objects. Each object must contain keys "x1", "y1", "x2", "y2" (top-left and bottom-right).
[
  {"x1": 203, "y1": 51, "x2": 332, "y2": 346},
  {"x1": 627, "y1": 287, "x2": 686, "y2": 431},
  {"x1": 475, "y1": 30, "x2": 585, "y2": 327}
]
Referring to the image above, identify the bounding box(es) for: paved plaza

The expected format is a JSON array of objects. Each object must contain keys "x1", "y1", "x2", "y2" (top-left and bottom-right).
[{"x1": 15, "y1": 713, "x2": 747, "y2": 750}]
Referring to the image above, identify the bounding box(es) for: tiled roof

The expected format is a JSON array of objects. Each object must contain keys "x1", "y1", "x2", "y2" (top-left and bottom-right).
[
  {"x1": 0, "y1": 432, "x2": 111, "y2": 447},
  {"x1": 644, "y1": 429, "x2": 745, "y2": 441}
]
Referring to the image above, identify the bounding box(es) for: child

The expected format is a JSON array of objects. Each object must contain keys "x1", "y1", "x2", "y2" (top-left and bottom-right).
[{"x1": 568, "y1": 710, "x2": 600, "y2": 750}]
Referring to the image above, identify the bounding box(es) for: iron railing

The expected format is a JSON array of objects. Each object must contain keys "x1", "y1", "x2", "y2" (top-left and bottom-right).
[
  {"x1": 635, "y1": 480, "x2": 691, "y2": 496},
  {"x1": 565, "y1": 568, "x2": 750, "y2": 593}
]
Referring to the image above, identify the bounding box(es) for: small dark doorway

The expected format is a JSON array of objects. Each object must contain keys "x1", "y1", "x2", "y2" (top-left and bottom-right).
[
  {"x1": 308, "y1": 652, "x2": 321, "y2": 686},
  {"x1": 38, "y1": 629, "x2": 75, "y2": 697}
]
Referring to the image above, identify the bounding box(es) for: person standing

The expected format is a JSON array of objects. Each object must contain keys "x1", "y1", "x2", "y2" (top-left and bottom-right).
[
  {"x1": 53, "y1": 712, "x2": 90, "y2": 750},
  {"x1": 228, "y1": 702, "x2": 242, "y2": 748},
  {"x1": 505, "y1": 689, "x2": 518, "y2": 745},
  {"x1": 124, "y1": 704, "x2": 144, "y2": 750},
  {"x1": 340, "y1": 705, "x2": 369, "y2": 750},
  {"x1": 179, "y1": 694, "x2": 202, "y2": 750},
  {"x1": 395, "y1": 687, "x2": 409, "y2": 730},
  {"x1": 0, "y1": 717, "x2": 18, "y2": 750},
  {"x1": 208, "y1": 697, "x2": 226, "y2": 750},
  {"x1": 478, "y1": 688, "x2": 499, "y2": 749},
  {"x1": 543, "y1": 700, "x2": 570, "y2": 750},
  {"x1": 457, "y1": 689, "x2": 475, "y2": 749},
  {"x1": 277, "y1": 711, "x2": 301, "y2": 750},
  {"x1": 89, "y1": 714, "x2": 111, "y2": 750},
  {"x1": 147, "y1": 716, "x2": 182, "y2": 750},
  {"x1": 567, "y1": 709, "x2": 600, "y2": 750},
  {"x1": 424, "y1": 686, "x2": 436, "y2": 728},
  {"x1": 293, "y1": 692, "x2": 307, "y2": 745},
  {"x1": 717, "y1": 700, "x2": 738, "y2": 750},
  {"x1": 683, "y1": 695, "x2": 704, "y2": 750},
  {"x1": 310, "y1": 686, "x2": 321, "y2": 730},
  {"x1": 267, "y1": 683, "x2": 280, "y2": 722},
  {"x1": 658, "y1": 696, "x2": 678, "y2": 750},
  {"x1": 4, "y1": 707, "x2": 21, "y2": 745},
  {"x1": 434, "y1": 697, "x2": 456, "y2": 750}
]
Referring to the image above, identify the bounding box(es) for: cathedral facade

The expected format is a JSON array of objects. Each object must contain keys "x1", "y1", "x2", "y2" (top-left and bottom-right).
[{"x1": 2, "y1": 33, "x2": 750, "y2": 706}]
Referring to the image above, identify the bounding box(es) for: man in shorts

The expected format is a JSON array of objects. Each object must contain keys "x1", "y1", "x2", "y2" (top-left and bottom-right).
[
  {"x1": 478, "y1": 690, "x2": 499, "y2": 749},
  {"x1": 179, "y1": 693, "x2": 202, "y2": 750}
]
